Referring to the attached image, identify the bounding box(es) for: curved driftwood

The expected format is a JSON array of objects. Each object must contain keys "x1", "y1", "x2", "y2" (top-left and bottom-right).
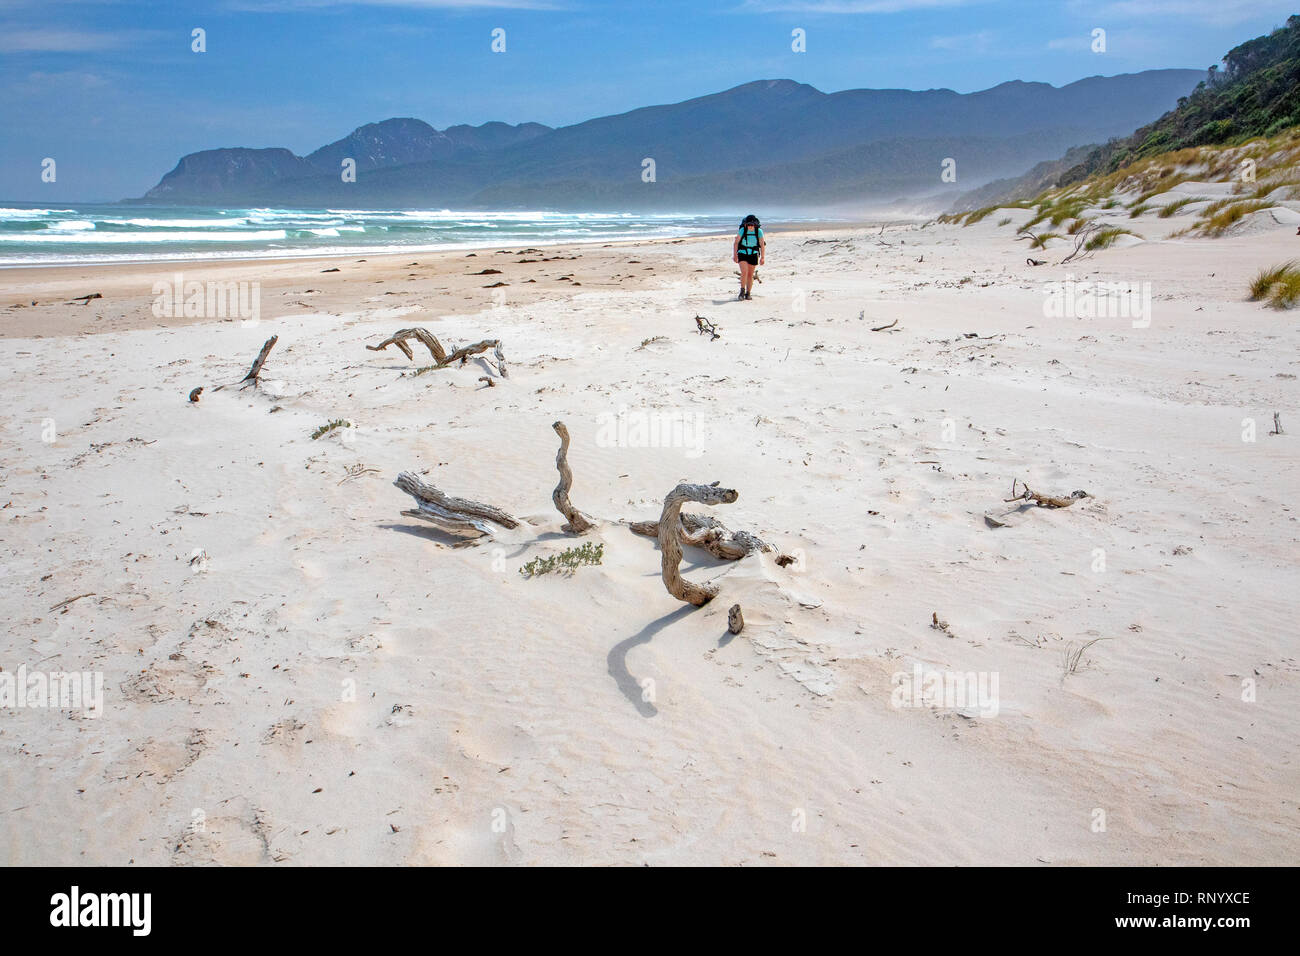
[
  {"x1": 551, "y1": 422, "x2": 593, "y2": 534},
  {"x1": 630, "y1": 512, "x2": 775, "y2": 561},
  {"x1": 658, "y1": 482, "x2": 738, "y2": 606},
  {"x1": 394, "y1": 471, "x2": 519, "y2": 538},
  {"x1": 369, "y1": 329, "x2": 507, "y2": 378},
  {"x1": 367, "y1": 328, "x2": 447, "y2": 363}
]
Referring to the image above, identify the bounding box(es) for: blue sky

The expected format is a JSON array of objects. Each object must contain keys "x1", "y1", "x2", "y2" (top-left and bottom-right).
[{"x1": 2, "y1": 0, "x2": 1295, "y2": 200}]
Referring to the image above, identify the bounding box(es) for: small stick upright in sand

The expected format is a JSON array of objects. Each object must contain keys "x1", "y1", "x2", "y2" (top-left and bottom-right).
[
  {"x1": 551, "y1": 421, "x2": 593, "y2": 534},
  {"x1": 215, "y1": 335, "x2": 278, "y2": 391},
  {"x1": 658, "y1": 482, "x2": 738, "y2": 606}
]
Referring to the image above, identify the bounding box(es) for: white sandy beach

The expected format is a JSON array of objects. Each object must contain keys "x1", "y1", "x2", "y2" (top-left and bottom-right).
[{"x1": 1, "y1": 213, "x2": 1297, "y2": 865}]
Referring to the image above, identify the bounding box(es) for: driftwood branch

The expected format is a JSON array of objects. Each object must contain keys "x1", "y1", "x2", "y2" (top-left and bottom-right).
[
  {"x1": 1003, "y1": 479, "x2": 1091, "y2": 509},
  {"x1": 871, "y1": 319, "x2": 899, "y2": 332},
  {"x1": 370, "y1": 329, "x2": 507, "y2": 377},
  {"x1": 394, "y1": 471, "x2": 519, "y2": 538},
  {"x1": 658, "y1": 482, "x2": 738, "y2": 606},
  {"x1": 367, "y1": 327, "x2": 447, "y2": 362},
  {"x1": 1060, "y1": 223, "x2": 1103, "y2": 265},
  {"x1": 551, "y1": 421, "x2": 593, "y2": 534},
  {"x1": 215, "y1": 335, "x2": 278, "y2": 391},
  {"x1": 629, "y1": 511, "x2": 780, "y2": 561}
]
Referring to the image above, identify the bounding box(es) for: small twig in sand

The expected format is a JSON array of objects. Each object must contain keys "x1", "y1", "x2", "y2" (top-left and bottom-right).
[
  {"x1": 871, "y1": 319, "x2": 900, "y2": 332},
  {"x1": 49, "y1": 593, "x2": 95, "y2": 612},
  {"x1": 694, "y1": 315, "x2": 721, "y2": 340},
  {"x1": 68, "y1": 293, "x2": 102, "y2": 305},
  {"x1": 1270, "y1": 412, "x2": 1283, "y2": 435},
  {"x1": 1004, "y1": 479, "x2": 1090, "y2": 509},
  {"x1": 1062, "y1": 637, "x2": 1109, "y2": 679},
  {"x1": 188, "y1": 387, "x2": 203, "y2": 403},
  {"x1": 478, "y1": 376, "x2": 495, "y2": 388}
]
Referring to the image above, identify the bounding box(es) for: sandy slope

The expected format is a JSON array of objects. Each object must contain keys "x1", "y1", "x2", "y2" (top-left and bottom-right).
[{"x1": 1, "y1": 222, "x2": 1296, "y2": 865}]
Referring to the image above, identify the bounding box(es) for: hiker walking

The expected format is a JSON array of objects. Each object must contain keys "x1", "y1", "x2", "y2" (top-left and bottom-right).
[{"x1": 733, "y1": 214, "x2": 765, "y2": 300}]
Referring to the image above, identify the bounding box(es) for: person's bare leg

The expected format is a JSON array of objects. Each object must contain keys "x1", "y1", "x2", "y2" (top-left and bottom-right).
[{"x1": 739, "y1": 261, "x2": 753, "y2": 294}]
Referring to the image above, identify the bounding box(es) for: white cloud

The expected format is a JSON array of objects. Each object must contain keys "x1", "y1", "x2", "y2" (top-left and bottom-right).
[
  {"x1": 930, "y1": 29, "x2": 996, "y2": 52},
  {"x1": 0, "y1": 29, "x2": 158, "y2": 52}
]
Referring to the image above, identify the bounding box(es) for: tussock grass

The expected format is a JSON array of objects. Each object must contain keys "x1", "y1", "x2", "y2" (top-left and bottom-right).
[
  {"x1": 1192, "y1": 199, "x2": 1279, "y2": 237},
  {"x1": 1085, "y1": 227, "x2": 1140, "y2": 250},
  {"x1": 1128, "y1": 203, "x2": 1153, "y2": 219},
  {"x1": 1066, "y1": 218, "x2": 1091, "y2": 235},
  {"x1": 1024, "y1": 232, "x2": 1061, "y2": 249},
  {"x1": 1157, "y1": 196, "x2": 1208, "y2": 217},
  {"x1": 997, "y1": 217, "x2": 1012, "y2": 227},
  {"x1": 1249, "y1": 260, "x2": 1300, "y2": 308}
]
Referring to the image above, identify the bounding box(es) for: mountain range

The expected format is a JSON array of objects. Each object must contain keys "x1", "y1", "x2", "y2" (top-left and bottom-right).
[{"x1": 140, "y1": 71, "x2": 1205, "y2": 210}]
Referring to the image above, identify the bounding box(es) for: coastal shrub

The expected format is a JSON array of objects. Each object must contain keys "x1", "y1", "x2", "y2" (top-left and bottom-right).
[
  {"x1": 520, "y1": 541, "x2": 605, "y2": 577},
  {"x1": 311, "y1": 419, "x2": 352, "y2": 439}
]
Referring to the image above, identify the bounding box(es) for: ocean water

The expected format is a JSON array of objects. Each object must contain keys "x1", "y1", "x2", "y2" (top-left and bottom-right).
[{"x1": 0, "y1": 204, "x2": 765, "y2": 267}]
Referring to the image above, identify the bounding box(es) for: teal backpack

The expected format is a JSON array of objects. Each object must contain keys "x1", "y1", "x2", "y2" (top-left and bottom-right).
[{"x1": 738, "y1": 216, "x2": 762, "y2": 254}]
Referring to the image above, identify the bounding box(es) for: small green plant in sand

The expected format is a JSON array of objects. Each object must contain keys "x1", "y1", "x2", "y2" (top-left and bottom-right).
[
  {"x1": 311, "y1": 419, "x2": 352, "y2": 440},
  {"x1": 997, "y1": 217, "x2": 1012, "y2": 227},
  {"x1": 1085, "y1": 227, "x2": 1140, "y2": 251},
  {"x1": 1249, "y1": 261, "x2": 1300, "y2": 309},
  {"x1": 1066, "y1": 218, "x2": 1091, "y2": 235},
  {"x1": 520, "y1": 541, "x2": 605, "y2": 578},
  {"x1": 1127, "y1": 202, "x2": 1152, "y2": 219}
]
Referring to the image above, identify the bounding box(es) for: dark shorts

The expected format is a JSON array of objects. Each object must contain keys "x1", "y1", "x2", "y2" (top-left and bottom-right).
[{"x1": 738, "y1": 253, "x2": 759, "y2": 266}]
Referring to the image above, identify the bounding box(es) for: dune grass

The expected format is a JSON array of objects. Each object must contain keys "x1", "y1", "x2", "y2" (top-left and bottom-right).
[
  {"x1": 1157, "y1": 196, "x2": 1209, "y2": 218},
  {"x1": 1128, "y1": 203, "x2": 1153, "y2": 219},
  {"x1": 1249, "y1": 260, "x2": 1300, "y2": 308},
  {"x1": 1192, "y1": 199, "x2": 1279, "y2": 237},
  {"x1": 1085, "y1": 227, "x2": 1140, "y2": 251}
]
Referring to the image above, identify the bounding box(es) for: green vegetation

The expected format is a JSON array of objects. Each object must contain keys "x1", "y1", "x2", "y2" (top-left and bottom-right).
[
  {"x1": 1177, "y1": 199, "x2": 1279, "y2": 237},
  {"x1": 1128, "y1": 203, "x2": 1152, "y2": 218},
  {"x1": 1248, "y1": 260, "x2": 1300, "y2": 308},
  {"x1": 1157, "y1": 196, "x2": 1208, "y2": 217},
  {"x1": 311, "y1": 419, "x2": 352, "y2": 439},
  {"x1": 1061, "y1": 16, "x2": 1300, "y2": 185},
  {"x1": 519, "y1": 541, "x2": 605, "y2": 577},
  {"x1": 1085, "y1": 227, "x2": 1140, "y2": 251}
]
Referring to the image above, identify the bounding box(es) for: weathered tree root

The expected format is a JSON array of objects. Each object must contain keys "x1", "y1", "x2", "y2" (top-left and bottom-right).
[
  {"x1": 367, "y1": 327, "x2": 447, "y2": 362},
  {"x1": 629, "y1": 511, "x2": 780, "y2": 561},
  {"x1": 394, "y1": 471, "x2": 519, "y2": 538},
  {"x1": 1004, "y1": 479, "x2": 1091, "y2": 509},
  {"x1": 215, "y1": 335, "x2": 278, "y2": 391},
  {"x1": 369, "y1": 329, "x2": 508, "y2": 378},
  {"x1": 551, "y1": 421, "x2": 593, "y2": 534},
  {"x1": 658, "y1": 482, "x2": 738, "y2": 606},
  {"x1": 728, "y1": 604, "x2": 745, "y2": 635}
]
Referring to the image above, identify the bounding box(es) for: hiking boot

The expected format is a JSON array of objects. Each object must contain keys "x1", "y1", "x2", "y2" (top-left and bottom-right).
[{"x1": 738, "y1": 289, "x2": 746, "y2": 300}]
